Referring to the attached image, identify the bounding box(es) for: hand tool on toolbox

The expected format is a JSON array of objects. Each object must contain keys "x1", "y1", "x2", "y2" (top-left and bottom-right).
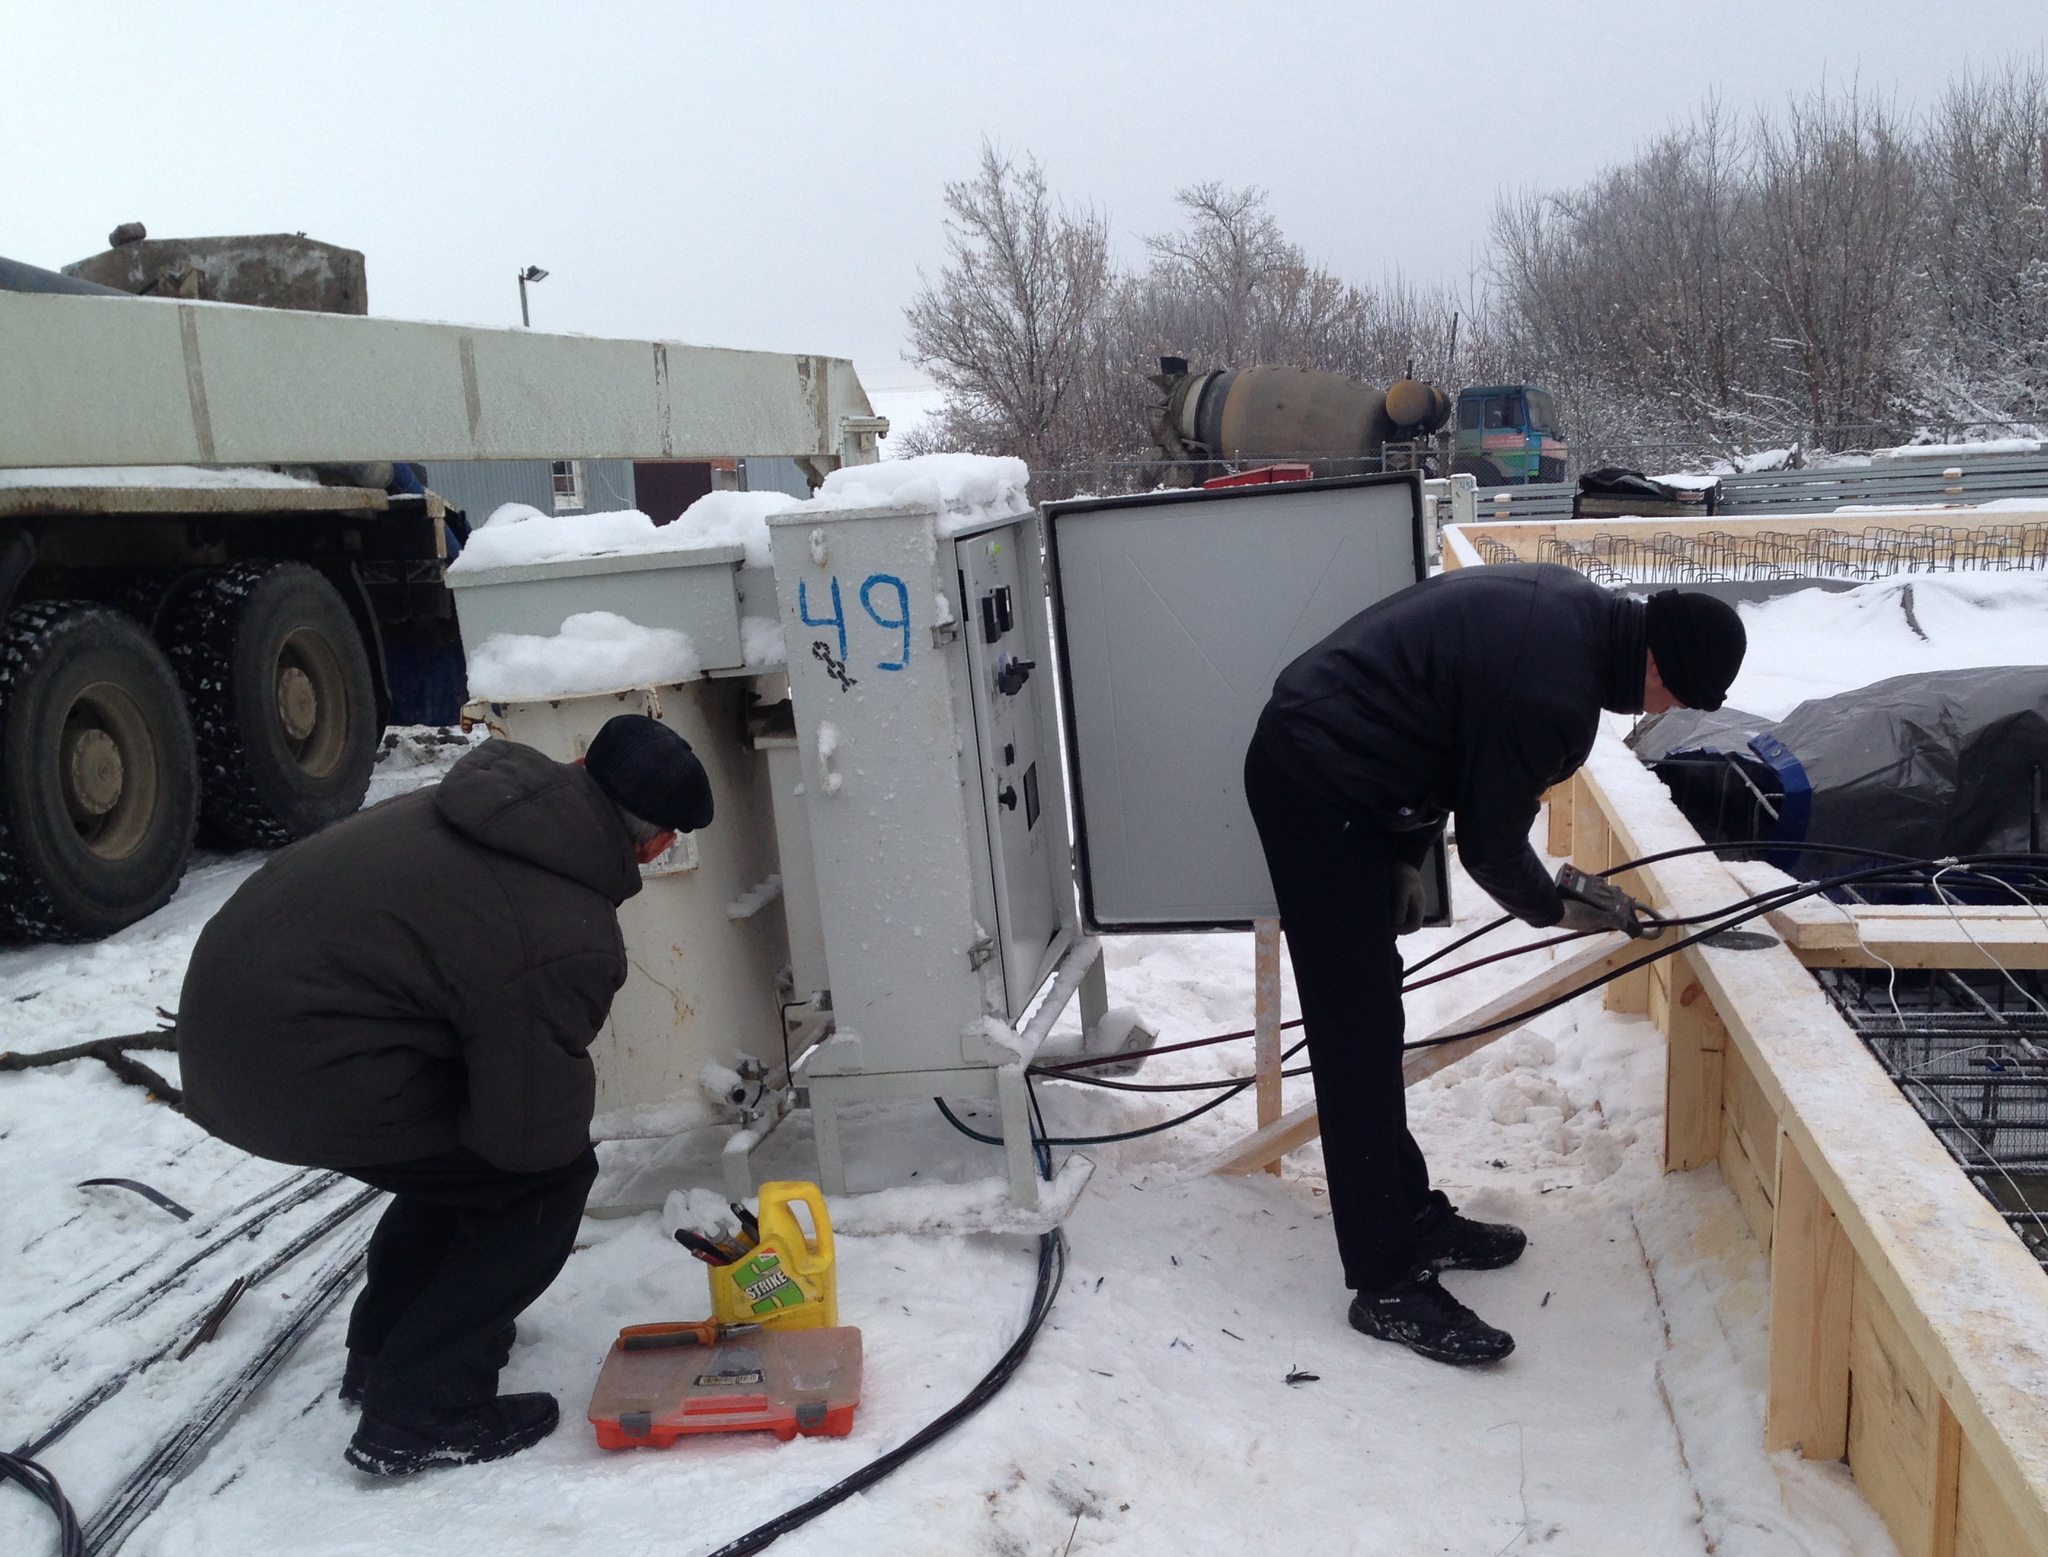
[{"x1": 591, "y1": 1180, "x2": 859, "y2": 1450}]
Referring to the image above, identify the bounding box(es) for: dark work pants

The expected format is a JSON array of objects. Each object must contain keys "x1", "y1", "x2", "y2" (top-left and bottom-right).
[
  {"x1": 341, "y1": 1144, "x2": 598, "y2": 1414},
  {"x1": 1244, "y1": 733, "x2": 1448, "y2": 1290}
]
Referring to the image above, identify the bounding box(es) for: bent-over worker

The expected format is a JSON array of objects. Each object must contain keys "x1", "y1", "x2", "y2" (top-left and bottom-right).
[
  {"x1": 1243, "y1": 562, "x2": 1745, "y2": 1365},
  {"x1": 177, "y1": 714, "x2": 713, "y2": 1473}
]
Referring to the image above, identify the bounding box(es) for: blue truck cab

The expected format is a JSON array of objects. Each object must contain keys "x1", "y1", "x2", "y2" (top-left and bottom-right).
[{"x1": 1453, "y1": 385, "x2": 1567, "y2": 485}]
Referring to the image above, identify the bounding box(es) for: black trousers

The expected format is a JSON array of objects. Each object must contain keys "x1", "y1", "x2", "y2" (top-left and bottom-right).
[
  {"x1": 1244, "y1": 733, "x2": 1448, "y2": 1290},
  {"x1": 341, "y1": 1144, "x2": 598, "y2": 1413}
]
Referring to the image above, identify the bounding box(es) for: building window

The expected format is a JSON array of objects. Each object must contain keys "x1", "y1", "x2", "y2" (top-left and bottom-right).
[{"x1": 550, "y1": 460, "x2": 586, "y2": 511}]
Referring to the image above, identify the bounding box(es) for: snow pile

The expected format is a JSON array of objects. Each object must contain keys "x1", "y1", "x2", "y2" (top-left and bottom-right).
[
  {"x1": 0, "y1": 464, "x2": 322, "y2": 490},
  {"x1": 740, "y1": 614, "x2": 784, "y2": 666},
  {"x1": 452, "y1": 508, "x2": 675, "y2": 573},
  {"x1": 661, "y1": 490, "x2": 797, "y2": 568},
  {"x1": 816, "y1": 452, "x2": 1031, "y2": 533},
  {"x1": 464, "y1": 611, "x2": 700, "y2": 701},
  {"x1": 450, "y1": 493, "x2": 799, "y2": 575},
  {"x1": 1874, "y1": 436, "x2": 2043, "y2": 460},
  {"x1": 1723, "y1": 570, "x2": 2048, "y2": 719}
]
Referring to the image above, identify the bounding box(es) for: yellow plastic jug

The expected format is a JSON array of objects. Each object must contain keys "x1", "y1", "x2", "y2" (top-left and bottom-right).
[{"x1": 708, "y1": 1181, "x2": 839, "y2": 1331}]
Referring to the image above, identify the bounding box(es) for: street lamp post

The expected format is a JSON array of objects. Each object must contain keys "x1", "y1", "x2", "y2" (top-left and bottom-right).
[{"x1": 517, "y1": 265, "x2": 549, "y2": 328}]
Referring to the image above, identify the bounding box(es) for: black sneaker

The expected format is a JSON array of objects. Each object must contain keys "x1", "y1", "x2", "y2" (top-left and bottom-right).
[
  {"x1": 1416, "y1": 1213, "x2": 1528, "y2": 1273},
  {"x1": 1349, "y1": 1271, "x2": 1516, "y2": 1365},
  {"x1": 345, "y1": 1392, "x2": 560, "y2": 1475}
]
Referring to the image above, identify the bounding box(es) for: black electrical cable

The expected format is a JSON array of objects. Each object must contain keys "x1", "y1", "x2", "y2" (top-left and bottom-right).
[
  {"x1": 1035, "y1": 847, "x2": 2048, "y2": 1080},
  {"x1": 0, "y1": 1449, "x2": 84, "y2": 1557},
  {"x1": 701, "y1": 1227, "x2": 1066, "y2": 1557},
  {"x1": 997, "y1": 853, "x2": 2048, "y2": 1134}
]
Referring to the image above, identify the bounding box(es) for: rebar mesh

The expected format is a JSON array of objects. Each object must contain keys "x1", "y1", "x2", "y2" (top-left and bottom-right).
[
  {"x1": 1819, "y1": 965, "x2": 2048, "y2": 1267},
  {"x1": 1522, "y1": 522, "x2": 2048, "y2": 583}
]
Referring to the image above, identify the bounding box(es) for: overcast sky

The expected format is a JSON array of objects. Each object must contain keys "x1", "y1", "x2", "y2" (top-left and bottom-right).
[{"x1": 6, "y1": 2, "x2": 2044, "y2": 433}]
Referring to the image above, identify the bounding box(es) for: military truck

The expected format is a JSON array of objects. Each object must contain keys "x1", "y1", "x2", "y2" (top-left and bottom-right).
[{"x1": 0, "y1": 229, "x2": 880, "y2": 940}]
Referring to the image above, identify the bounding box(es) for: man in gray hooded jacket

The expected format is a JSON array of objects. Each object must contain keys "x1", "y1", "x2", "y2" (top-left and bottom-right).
[{"x1": 178, "y1": 714, "x2": 712, "y2": 1474}]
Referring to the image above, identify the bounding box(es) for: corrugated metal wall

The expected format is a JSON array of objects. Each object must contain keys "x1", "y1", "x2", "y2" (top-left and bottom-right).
[
  {"x1": 421, "y1": 456, "x2": 812, "y2": 522},
  {"x1": 419, "y1": 459, "x2": 637, "y2": 523},
  {"x1": 738, "y1": 456, "x2": 814, "y2": 498}
]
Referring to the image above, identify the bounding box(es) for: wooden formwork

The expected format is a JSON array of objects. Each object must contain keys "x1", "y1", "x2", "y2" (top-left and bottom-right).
[
  {"x1": 1441, "y1": 506, "x2": 2048, "y2": 577},
  {"x1": 1555, "y1": 743, "x2": 2048, "y2": 1557}
]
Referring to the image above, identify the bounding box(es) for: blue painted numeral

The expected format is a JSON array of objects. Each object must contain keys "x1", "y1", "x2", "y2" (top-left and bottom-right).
[
  {"x1": 860, "y1": 574, "x2": 911, "y2": 670},
  {"x1": 798, "y1": 577, "x2": 847, "y2": 661}
]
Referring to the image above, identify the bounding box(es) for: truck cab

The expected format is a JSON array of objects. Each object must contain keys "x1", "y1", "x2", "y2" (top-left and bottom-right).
[{"x1": 1453, "y1": 385, "x2": 1567, "y2": 485}]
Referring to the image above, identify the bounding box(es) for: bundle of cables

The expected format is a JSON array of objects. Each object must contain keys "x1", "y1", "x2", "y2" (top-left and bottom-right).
[
  {"x1": 938, "y1": 841, "x2": 2048, "y2": 1148},
  {"x1": 0, "y1": 1447, "x2": 84, "y2": 1557}
]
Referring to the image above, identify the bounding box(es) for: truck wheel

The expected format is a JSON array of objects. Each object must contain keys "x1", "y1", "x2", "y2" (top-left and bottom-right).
[
  {"x1": 168, "y1": 563, "x2": 378, "y2": 848},
  {"x1": 0, "y1": 602, "x2": 199, "y2": 940},
  {"x1": 1453, "y1": 455, "x2": 1504, "y2": 486}
]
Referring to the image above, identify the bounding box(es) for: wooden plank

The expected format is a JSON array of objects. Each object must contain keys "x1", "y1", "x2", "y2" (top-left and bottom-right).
[
  {"x1": 1938, "y1": 1401, "x2": 1965, "y2": 1557},
  {"x1": 1446, "y1": 506, "x2": 2048, "y2": 556},
  {"x1": 1253, "y1": 918, "x2": 1283, "y2": 1178},
  {"x1": 1764, "y1": 896, "x2": 2048, "y2": 968},
  {"x1": 1648, "y1": 954, "x2": 1673, "y2": 1033},
  {"x1": 1851, "y1": 1258, "x2": 1950, "y2": 1557},
  {"x1": 1767, "y1": 1132, "x2": 1855, "y2": 1459},
  {"x1": 1720, "y1": 1106, "x2": 1776, "y2": 1255},
  {"x1": 1786, "y1": 926, "x2": 2048, "y2": 971},
  {"x1": 1721, "y1": 1031, "x2": 1779, "y2": 1192},
  {"x1": 1663, "y1": 950, "x2": 1726, "y2": 1172},
  {"x1": 1544, "y1": 780, "x2": 1574, "y2": 860},
  {"x1": 1958, "y1": 1430, "x2": 2037, "y2": 1557},
  {"x1": 1575, "y1": 741, "x2": 2048, "y2": 1557},
  {"x1": 1208, "y1": 934, "x2": 1638, "y2": 1176}
]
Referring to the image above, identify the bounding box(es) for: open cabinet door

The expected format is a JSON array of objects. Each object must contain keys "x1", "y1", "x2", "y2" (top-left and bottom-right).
[{"x1": 1046, "y1": 473, "x2": 1438, "y2": 932}]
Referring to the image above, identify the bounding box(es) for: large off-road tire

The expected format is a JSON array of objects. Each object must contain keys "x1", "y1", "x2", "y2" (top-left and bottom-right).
[
  {"x1": 0, "y1": 602, "x2": 199, "y2": 940},
  {"x1": 1452, "y1": 455, "x2": 1504, "y2": 486},
  {"x1": 167, "y1": 563, "x2": 378, "y2": 849}
]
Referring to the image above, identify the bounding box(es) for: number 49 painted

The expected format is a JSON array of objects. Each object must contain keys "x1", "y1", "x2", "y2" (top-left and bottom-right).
[{"x1": 799, "y1": 573, "x2": 911, "y2": 671}]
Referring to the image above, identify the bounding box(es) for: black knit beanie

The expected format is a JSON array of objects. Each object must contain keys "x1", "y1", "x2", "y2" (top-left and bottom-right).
[
  {"x1": 1644, "y1": 591, "x2": 1747, "y2": 712},
  {"x1": 584, "y1": 715, "x2": 714, "y2": 832}
]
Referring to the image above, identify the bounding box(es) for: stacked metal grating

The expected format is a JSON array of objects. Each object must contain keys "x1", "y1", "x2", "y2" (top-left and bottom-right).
[
  {"x1": 1532, "y1": 522, "x2": 2048, "y2": 585},
  {"x1": 1820, "y1": 964, "x2": 2048, "y2": 1270}
]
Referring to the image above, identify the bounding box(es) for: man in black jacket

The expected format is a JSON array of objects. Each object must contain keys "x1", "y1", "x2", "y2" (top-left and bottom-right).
[
  {"x1": 178, "y1": 714, "x2": 713, "y2": 1472},
  {"x1": 1245, "y1": 563, "x2": 1745, "y2": 1366}
]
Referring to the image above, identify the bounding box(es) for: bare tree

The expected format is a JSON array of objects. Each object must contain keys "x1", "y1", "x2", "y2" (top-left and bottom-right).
[
  {"x1": 1749, "y1": 84, "x2": 1921, "y2": 444},
  {"x1": 902, "y1": 144, "x2": 1112, "y2": 469},
  {"x1": 1913, "y1": 58, "x2": 2048, "y2": 432}
]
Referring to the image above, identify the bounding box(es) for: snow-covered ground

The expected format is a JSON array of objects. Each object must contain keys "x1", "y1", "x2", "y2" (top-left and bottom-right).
[{"x1": 4, "y1": 573, "x2": 2039, "y2": 1556}]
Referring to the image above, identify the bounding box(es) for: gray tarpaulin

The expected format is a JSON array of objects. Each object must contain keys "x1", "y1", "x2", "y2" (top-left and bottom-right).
[{"x1": 1629, "y1": 666, "x2": 2048, "y2": 877}]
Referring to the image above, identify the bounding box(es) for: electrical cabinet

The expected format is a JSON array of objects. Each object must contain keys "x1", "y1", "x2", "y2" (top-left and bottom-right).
[
  {"x1": 770, "y1": 499, "x2": 1078, "y2": 1201},
  {"x1": 1046, "y1": 474, "x2": 1441, "y2": 931}
]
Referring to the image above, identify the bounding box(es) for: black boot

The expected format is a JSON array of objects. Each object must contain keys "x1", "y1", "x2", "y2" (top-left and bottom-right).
[
  {"x1": 1416, "y1": 1213, "x2": 1527, "y2": 1273},
  {"x1": 345, "y1": 1392, "x2": 559, "y2": 1475},
  {"x1": 1349, "y1": 1270, "x2": 1515, "y2": 1365}
]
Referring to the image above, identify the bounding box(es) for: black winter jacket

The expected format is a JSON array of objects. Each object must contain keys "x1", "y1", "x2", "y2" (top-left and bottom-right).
[
  {"x1": 1257, "y1": 563, "x2": 1647, "y2": 925},
  {"x1": 178, "y1": 741, "x2": 639, "y2": 1173}
]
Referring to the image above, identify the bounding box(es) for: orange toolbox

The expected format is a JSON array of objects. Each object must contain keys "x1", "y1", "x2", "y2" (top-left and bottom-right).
[{"x1": 587, "y1": 1320, "x2": 863, "y2": 1449}]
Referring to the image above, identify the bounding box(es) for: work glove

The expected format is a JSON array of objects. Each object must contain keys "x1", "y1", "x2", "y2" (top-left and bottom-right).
[
  {"x1": 1390, "y1": 862, "x2": 1427, "y2": 936},
  {"x1": 1553, "y1": 863, "x2": 1664, "y2": 939}
]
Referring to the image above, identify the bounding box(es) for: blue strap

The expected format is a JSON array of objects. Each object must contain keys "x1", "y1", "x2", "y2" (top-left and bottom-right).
[{"x1": 1747, "y1": 733, "x2": 1812, "y2": 868}]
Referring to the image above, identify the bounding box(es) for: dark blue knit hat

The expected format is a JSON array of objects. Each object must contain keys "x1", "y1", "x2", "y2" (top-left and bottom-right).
[{"x1": 584, "y1": 715, "x2": 714, "y2": 832}]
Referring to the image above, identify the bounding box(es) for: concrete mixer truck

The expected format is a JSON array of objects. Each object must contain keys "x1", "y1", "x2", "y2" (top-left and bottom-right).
[{"x1": 1146, "y1": 358, "x2": 1567, "y2": 487}]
